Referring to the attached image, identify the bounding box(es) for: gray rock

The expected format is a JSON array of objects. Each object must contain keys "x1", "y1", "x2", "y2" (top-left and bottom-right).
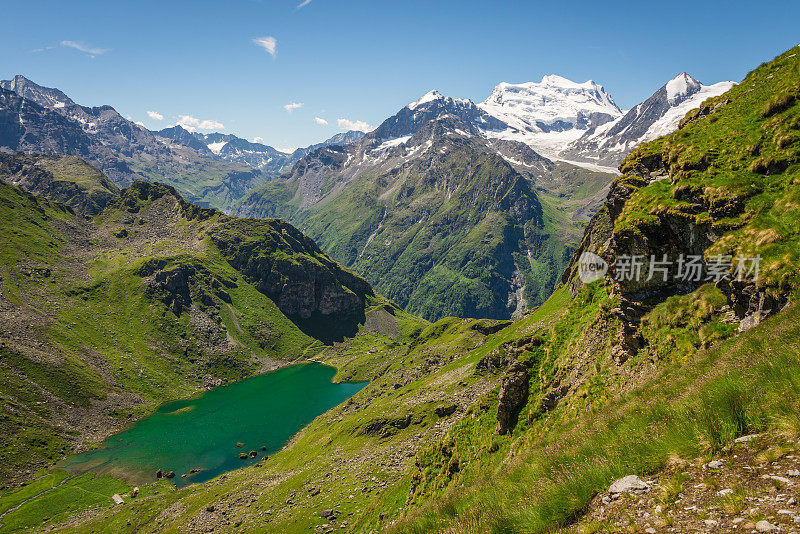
[
  {"x1": 788, "y1": 469, "x2": 800, "y2": 477},
  {"x1": 734, "y1": 434, "x2": 760, "y2": 443},
  {"x1": 755, "y1": 520, "x2": 778, "y2": 532},
  {"x1": 707, "y1": 460, "x2": 724, "y2": 469},
  {"x1": 608, "y1": 475, "x2": 649, "y2": 494}
]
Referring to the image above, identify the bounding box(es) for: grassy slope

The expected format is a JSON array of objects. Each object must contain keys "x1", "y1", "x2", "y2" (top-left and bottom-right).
[{"x1": 615, "y1": 46, "x2": 800, "y2": 291}]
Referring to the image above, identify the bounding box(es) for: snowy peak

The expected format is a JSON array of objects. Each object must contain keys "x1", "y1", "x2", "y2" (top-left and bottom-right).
[
  {"x1": 479, "y1": 75, "x2": 622, "y2": 135},
  {"x1": 561, "y1": 73, "x2": 736, "y2": 168},
  {"x1": 665, "y1": 72, "x2": 702, "y2": 105},
  {"x1": 408, "y1": 90, "x2": 446, "y2": 110},
  {"x1": 372, "y1": 89, "x2": 505, "y2": 142},
  {"x1": 479, "y1": 74, "x2": 622, "y2": 149}
]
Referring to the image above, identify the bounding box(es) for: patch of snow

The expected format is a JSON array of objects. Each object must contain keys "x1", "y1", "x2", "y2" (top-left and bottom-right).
[
  {"x1": 53, "y1": 101, "x2": 65, "y2": 109},
  {"x1": 644, "y1": 80, "x2": 735, "y2": 142},
  {"x1": 207, "y1": 141, "x2": 227, "y2": 155},
  {"x1": 375, "y1": 135, "x2": 412, "y2": 151}
]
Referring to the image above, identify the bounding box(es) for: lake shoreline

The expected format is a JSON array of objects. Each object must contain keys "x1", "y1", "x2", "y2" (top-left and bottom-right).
[{"x1": 54, "y1": 361, "x2": 367, "y2": 489}]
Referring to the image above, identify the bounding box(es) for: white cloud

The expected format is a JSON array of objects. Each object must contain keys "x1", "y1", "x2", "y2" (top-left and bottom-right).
[
  {"x1": 275, "y1": 146, "x2": 296, "y2": 154},
  {"x1": 284, "y1": 102, "x2": 303, "y2": 113},
  {"x1": 337, "y1": 118, "x2": 373, "y2": 133},
  {"x1": 314, "y1": 117, "x2": 328, "y2": 126},
  {"x1": 253, "y1": 137, "x2": 265, "y2": 144},
  {"x1": 60, "y1": 40, "x2": 109, "y2": 57},
  {"x1": 146, "y1": 110, "x2": 164, "y2": 121},
  {"x1": 135, "y1": 121, "x2": 146, "y2": 127},
  {"x1": 30, "y1": 45, "x2": 56, "y2": 53},
  {"x1": 252, "y1": 36, "x2": 277, "y2": 57},
  {"x1": 176, "y1": 115, "x2": 225, "y2": 132},
  {"x1": 296, "y1": 0, "x2": 312, "y2": 8}
]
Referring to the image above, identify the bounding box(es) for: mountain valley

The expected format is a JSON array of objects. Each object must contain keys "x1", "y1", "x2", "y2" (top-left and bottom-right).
[{"x1": 0, "y1": 36, "x2": 797, "y2": 534}]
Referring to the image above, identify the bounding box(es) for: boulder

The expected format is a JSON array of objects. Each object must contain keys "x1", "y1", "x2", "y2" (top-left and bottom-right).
[
  {"x1": 434, "y1": 404, "x2": 457, "y2": 417},
  {"x1": 608, "y1": 475, "x2": 649, "y2": 494},
  {"x1": 112, "y1": 494, "x2": 124, "y2": 505},
  {"x1": 755, "y1": 520, "x2": 778, "y2": 532}
]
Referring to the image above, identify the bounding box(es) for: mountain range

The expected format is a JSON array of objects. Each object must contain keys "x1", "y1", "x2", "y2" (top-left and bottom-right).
[
  {"x1": 233, "y1": 71, "x2": 733, "y2": 320},
  {"x1": 0, "y1": 70, "x2": 734, "y2": 320},
  {"x1": 0, "y1": 75, "x2": 363, "y2": 211}
]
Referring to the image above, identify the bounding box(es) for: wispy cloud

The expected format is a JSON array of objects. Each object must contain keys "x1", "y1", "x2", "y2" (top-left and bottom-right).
[
  {"x1": 146, "y1": 110, "x2": 164, "y2": 121},
  {"x1": 60, "y1": 40, "x2": 109, "y2": 57},
  {"x1": 296, "y1": 0, "x2": 312, "y2": 9},
  {"x1": 177, "y1": 115, "x2": 224, "y2": 132},
  {"x1": 337, "y1": 118, "x2": 372, "y2": 133},
  {"x1": 252, "y1": 36, "x2": 277, "y2": 57},
  {"x1": 275, "y1": 146, "x2": 296, "y2": 154},
  {"x1": 135, "y1": 121, "x2": 146, "y2": 127},
  {"x1": 253, "y1": 136, "x2": 265, "y2": 144},
  {"x1": 30, "y1": 45, "x2": 56, "y2": 53},
  {"x1": 314, "y1": 117, "x2": 328, "y2": 125},
  {"x1": 284, "y1": 102, "x2": 303, "y2": 113}
]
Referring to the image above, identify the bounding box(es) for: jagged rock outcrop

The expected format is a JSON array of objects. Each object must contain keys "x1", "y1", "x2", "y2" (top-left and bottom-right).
[{"x1": 496, "y1": 360, "x2": 530, "y2": 435}]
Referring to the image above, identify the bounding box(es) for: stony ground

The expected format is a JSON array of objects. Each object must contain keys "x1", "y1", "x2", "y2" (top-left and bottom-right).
[{"x1": 574, "y1": 434, "x2": 800, "y2": 533}]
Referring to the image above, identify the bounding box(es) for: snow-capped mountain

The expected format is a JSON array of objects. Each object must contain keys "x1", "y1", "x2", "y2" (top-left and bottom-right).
[
  {"x1": 477, "y1": 75, "x2": 623, "y2": 159},
  {"x1": 560, "y1": 73, "x2": 735, "y2": 167},
  {"x1": 370, "y1": 90, "x2": 506, "y2": 142}
]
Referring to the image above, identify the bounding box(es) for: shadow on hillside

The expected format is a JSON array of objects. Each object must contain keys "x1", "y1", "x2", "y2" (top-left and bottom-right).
[{"x1": 289, "y1": 310, "x2": 365, "y2": 345}]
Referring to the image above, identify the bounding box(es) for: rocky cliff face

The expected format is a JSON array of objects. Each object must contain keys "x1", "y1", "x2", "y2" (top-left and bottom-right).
[
  {"x1": 117, "y1": 180, "x2": 373, "y2": 325},
  {"x1": 208, "y1": 218, "x2": 373, "y2": 322},
  {"x1": 564, "y1": 47, "x2": 800, "y2": 353}
]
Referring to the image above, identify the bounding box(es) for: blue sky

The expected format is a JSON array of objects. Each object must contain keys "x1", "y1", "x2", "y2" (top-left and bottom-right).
[{"x1": 1, "y1": 0, "x2": 798, "y2": 151}]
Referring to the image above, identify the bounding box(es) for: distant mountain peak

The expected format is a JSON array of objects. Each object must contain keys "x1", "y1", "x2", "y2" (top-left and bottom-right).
[
  {"x1": 408, "y1": 90, "x2": 443, "y2": 109},
  {"x1": 665, "y1": 72, "x2": 702, "y2": 105},
  {"x1": 561, "y1": 72, "x2": 735, "y2": 168},
  {"x1": 407, "y1": 90, "x2": 472, "y2": 111},
  {"x1": 0, "y1": 75, "x2": 75, "y2": 109}
]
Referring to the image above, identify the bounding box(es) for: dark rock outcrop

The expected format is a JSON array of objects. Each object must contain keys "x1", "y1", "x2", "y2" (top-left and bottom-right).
[{"x1": 496, "y1": 361, "x2": 530, "y2": 435}]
